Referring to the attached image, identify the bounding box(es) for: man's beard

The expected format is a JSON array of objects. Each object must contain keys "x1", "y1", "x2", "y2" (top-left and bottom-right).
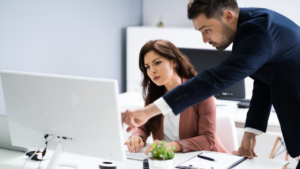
[{"x1": 214, "y1": 23, "x2": 235, "y2": 51}]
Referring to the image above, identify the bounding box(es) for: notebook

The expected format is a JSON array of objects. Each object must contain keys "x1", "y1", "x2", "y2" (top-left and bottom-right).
[
  {"x1": 125, "y1": 143, "x2": 151, "y2": 161},
  {"x1": 176, "y1": 151, "x2": 246, "y2": 169}
]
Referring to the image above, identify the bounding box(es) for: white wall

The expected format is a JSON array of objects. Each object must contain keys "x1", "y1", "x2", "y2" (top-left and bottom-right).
[
  {"x1": 143, "y1": 0, "x2": 300, "y2": 27},
  {"x1": 143, "y1": 0, "x2": 192, "y2": 27},
  {"x1": 0, "y1": 0, "x2": 142, "y2": 115}
]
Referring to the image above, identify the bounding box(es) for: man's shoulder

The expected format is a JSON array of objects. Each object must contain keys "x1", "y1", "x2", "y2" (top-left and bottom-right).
[
  {"x1": 237, "y1": 7, "x2": 298, "y2": 39},
  {"x1": 239, "y1": 7, "x2": 289, "y2": 27},
  {"x1": 235, "y1": 8, "x2": 276, "y2": 41},
  {"x1": 239, "y1": 8, "x2": 272, "y2": 26},
  {"x1": 240, "y1": 7, "x2": 277, "y2": 18}
]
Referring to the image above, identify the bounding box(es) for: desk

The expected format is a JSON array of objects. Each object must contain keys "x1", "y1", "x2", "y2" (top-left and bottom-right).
[
  {"x1": 214, "y1": 99, "x2": 281, "y2": 133},
  {"x1": 0, "y1": 148, "x2": 288, "y2": 169}
]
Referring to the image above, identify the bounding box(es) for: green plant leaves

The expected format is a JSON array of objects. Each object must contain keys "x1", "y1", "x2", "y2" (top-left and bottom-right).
[{"x1": 149, "y1": 140, "x2": 175, "y2": 160}]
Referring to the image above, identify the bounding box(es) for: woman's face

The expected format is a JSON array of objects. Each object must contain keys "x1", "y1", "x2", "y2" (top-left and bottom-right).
[{"x1": 144, "y1": 50, "x2": 176, "y2": 86}]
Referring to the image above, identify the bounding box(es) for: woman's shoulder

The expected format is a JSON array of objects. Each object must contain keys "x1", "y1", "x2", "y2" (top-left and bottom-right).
[
  {"x1": 190, "y1": 96, "x2": 216, "y2": 114},
  {"x1": 198, "y1": 96, "x2": 216, "y2": 106}
]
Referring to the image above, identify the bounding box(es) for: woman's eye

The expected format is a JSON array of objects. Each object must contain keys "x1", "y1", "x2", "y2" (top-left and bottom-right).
[
  {"x1": 205, "y1": 29, "x2": 210, "y2": 33},
  {"x1": 145, "y1": 66, "x2": 150, "y2": 70},
  {"x1": 155, "y1": 61, "x2": 161, "y2": 65}
]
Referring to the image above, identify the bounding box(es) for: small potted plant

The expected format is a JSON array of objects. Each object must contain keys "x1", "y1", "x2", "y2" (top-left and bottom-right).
[{"x1": 148, "y1": 140, "x2": 175, "y2": 169}]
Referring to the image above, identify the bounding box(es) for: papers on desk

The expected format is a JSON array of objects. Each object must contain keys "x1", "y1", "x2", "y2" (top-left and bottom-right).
[
  {"x1": 176, "y1": 152, "x2": 246, "y2": 169},
  {"x1": 124, "y1": 143, "x2": 151, "y2": 161}
]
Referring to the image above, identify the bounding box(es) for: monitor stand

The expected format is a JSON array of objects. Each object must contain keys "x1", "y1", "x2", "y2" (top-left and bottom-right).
[{"x1": 46, "y1": 142, "x2": 79, "y2": 169}]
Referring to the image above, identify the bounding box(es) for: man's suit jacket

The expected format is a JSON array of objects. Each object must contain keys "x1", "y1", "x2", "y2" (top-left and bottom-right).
[
  {"x1": 162, "y1": 8, "x2": 300, "y2": 157},
  {"x1": 132, "y1": 79, "x2": 229, "y2": 153}
]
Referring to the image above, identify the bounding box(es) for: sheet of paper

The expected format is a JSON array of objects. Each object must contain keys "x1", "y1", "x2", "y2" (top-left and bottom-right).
[
  {"x1": 177, "y1": 152, "x2": 245, "y2": 169},
  {"x1": 124, "y1": 143, "x2": 151, "y2": 161}
]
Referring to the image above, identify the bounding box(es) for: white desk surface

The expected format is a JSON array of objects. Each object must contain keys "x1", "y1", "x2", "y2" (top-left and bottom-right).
[
  {"x1": 0, "y1": 148, "x2": 287, "y2": 169},
  {"x1": 214, "y1": 99, "x2": 281, "y2": 132},
  {"x1": 215, "y1": 99, "x2": 279, "y2": 125}
]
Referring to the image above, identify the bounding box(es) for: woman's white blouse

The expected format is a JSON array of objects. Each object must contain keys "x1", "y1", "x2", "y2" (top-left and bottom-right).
[{"x1": 163, "y1": 112, "x2": 180, "y2": 142}]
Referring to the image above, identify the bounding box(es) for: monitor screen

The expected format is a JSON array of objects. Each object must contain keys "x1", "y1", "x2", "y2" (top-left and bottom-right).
[{"x1": 178, "y1": 48, "x2": 246, "y2": 101}]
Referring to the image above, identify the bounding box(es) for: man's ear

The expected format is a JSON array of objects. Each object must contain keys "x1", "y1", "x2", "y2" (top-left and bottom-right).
[{"x1": 223, "y1": 10, "x2": 235, "y2": 23}]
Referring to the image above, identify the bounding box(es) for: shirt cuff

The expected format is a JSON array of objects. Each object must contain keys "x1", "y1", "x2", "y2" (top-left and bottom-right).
[
  {"x1": 153, "y1": 97, "x2": 172, "y2": 116},
  {"x1": 245, "y1": 127, "x2": 263, "y2": 136}
]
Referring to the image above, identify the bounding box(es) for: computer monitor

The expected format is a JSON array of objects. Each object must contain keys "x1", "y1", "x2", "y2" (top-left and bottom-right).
[
  {"x1": 0, "y1": 70, "x2": 126, "y2": 169},
  {"x1": 0, "y1": 115, "x2": 28, "y2": 152},
  {"x1": 179, "y1": 48, "x2": 246, "y2": 101}
]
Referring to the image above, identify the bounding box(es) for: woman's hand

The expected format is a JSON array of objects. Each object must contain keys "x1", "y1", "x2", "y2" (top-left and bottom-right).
[
  {"x1": 144, "y1": 140, "x2": 181, "y2": 154},
  {"x1": 124, "y1": 136, "x2": 144, "y2": 153}
]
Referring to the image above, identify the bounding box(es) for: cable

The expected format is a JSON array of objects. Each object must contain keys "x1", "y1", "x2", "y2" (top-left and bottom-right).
[
  {"x1": 20, "y1": 142, "x2": 45, "y2": 169},
  {"x1": 37, "y1": 134, "x2": 50, "y2": 169},
  {"x1": 37, "y1": 141, "x2": 48, "y2": 169},
  {"x1": 20, "y1": 134, "x2": 53, "y2": 169}
]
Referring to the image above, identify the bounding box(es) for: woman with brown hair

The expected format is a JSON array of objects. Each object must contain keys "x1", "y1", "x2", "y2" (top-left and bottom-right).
[{"x1": 124, "y1": 39, "x2": 229, "y2": 154}]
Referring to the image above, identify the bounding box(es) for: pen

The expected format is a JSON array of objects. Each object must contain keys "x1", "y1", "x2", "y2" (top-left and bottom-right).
[
  {"x1": 176, "y1": 166, "x2": 205, "y2": 169},
  {"x1": 197, "y1": 155, "x2": 215, "y2": 161}
]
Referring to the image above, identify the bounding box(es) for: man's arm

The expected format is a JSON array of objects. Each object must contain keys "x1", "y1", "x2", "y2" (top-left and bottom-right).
[
  {"x1": 232, "y1": 80, "x2": 271, "y2": 158},
  {"x1": 244, "y1": 128, "x2": 263, "y2": 135},
  {"x1": 121, "y1": 103, "x2": 162, "y2": 132},
  {"x1": 245, "y1": 80, "x2": 272, "y2": 132},
  {"x1": 154, "y1": 97, "x2": 173, "y2": 115},
  {"x1": 162, "y1": 22, "x2": 273, "y2": 115}
]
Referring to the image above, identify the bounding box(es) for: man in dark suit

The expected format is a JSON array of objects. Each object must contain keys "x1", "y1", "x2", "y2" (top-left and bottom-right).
[{"x1": 122, "y1": 0, "x2": 300, "y2": 168}]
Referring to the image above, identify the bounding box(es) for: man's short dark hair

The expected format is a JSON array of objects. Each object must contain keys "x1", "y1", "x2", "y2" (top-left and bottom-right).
[{"x1": 187, "y1": 0, "x2": 239, "y2": 20}]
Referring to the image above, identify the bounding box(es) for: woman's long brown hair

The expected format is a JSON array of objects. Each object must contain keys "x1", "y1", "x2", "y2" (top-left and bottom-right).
[{"x1": 139, "y1": 39, "x2": 197, "y2": 132}]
